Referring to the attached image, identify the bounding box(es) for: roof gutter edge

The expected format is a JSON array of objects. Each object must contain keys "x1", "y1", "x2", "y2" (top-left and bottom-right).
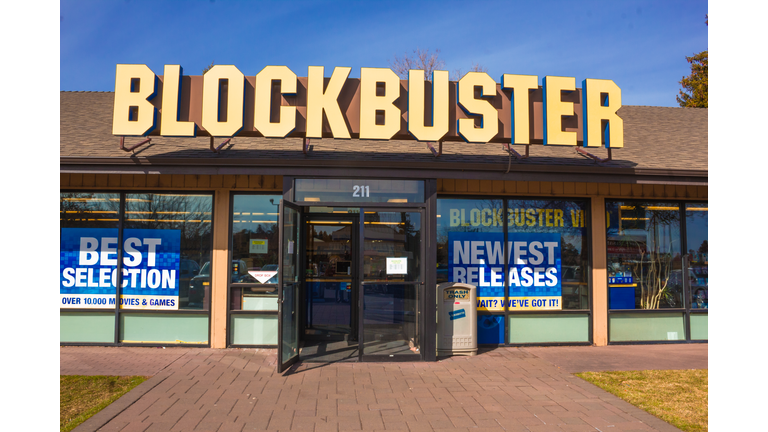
[{"x1": 60, "y1": 156, "x2": 707, "y2": 179}]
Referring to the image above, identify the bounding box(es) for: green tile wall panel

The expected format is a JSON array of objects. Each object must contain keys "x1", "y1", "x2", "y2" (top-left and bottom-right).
[
  {"x1": 508, "y1": 314, "x2": 590, "y2": 344},
  {"x1": 690, "y1": 314, "x2": 708, "y2": 340},
  {"x1": 230, "y1": 315, "x2": 278, "y2": 345},
  {"x1": 609, "y1": 312, "x2": 685, "y2": 342},
  {"x1": 120, "y1": 314, "x2": 208, "y2": 344},
  {"x1": 61, "y1": 312, "x2": 115, "y2": 343}
]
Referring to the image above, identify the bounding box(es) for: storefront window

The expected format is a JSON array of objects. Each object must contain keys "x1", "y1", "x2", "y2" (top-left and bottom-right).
[
  {"x1": 686, "y1": 203, "x2": 708, "y2": 310},
  {"x1": 123, "y1": 193, "x2": 213, "y2": 311},
  {"x1": 438, "y1": 197, "x2": 590, "y2": 345},
  {"x1": 61, "y1": 191, "x2": 213, "y2": 345},
  {"x1": 606, "y1": 201, "x2": 682, "y2": 310},
  {"x1": 60, "y1": 193, "x2": 120, "y2": 310},
  {"x1": 438, "y1": 198, "x2": 504, "y2": 343},
  {"x1": 507, "y1": 199, "x2": 590, "y2": 311},
  {"x1": 229, "y1": 195, "x2": 281, "y2": 312},
  {"x1": 437, "y1": 198, "x2": 504, "y2": 285}
]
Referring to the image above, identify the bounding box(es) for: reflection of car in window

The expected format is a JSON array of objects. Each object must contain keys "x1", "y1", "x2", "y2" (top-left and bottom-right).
[
  {"x1": 562, "y1": 266, "x2": 581, "y2": 282},
  {"x1": 178, "y1": 259, "x2": 200, "y2": 299},
  {"x1": 261, "y1": 264, "x2": 279, "y2": 284},
  {"x1": 188, "y1": 262, "x2": 210, "y2": 305},
  {"x1": 188, "y1": 260, "x2": 251, "y2": 305}
]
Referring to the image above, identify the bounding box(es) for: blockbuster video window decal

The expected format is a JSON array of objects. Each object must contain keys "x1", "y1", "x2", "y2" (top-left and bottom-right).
[{"x1": 112, "y1": 64, "x2": 622, "y2": 149}]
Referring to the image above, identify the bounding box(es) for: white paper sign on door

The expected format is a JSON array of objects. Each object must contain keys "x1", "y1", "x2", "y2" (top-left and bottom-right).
[{"x1": 386, "y1": 257, "x2": 407, "y2": 275}]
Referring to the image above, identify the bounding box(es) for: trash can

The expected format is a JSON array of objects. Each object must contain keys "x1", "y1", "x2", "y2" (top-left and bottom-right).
[{"x1": 437, "y1": 282, "x2": 477, "y2": 356}]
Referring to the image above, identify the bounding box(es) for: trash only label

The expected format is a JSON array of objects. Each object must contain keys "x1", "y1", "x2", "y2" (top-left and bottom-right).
[{"x1": 444, "y1": 288, "x2": 470, "y2": 301}]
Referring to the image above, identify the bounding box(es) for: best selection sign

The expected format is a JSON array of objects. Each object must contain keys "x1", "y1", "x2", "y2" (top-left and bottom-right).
[
  {"x1": 112, "y1": 64, "x2": 622, "y2": 148},
  {"x1": 448, "y1": 232, "x2": 562, "y2": 312},
  {"x1": 60, "y1": 228, "x2": 182, "y2": 310}
]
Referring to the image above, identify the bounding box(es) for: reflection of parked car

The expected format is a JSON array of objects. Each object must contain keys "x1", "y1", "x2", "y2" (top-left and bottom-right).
[
  {"x1": 562, "y1": 266, "x2": 581, "y2": 282},
  {"x1": 258, "y1": 264, "x2": 279, "y2": 284},
  {"x1": 189, "y1": 260, "x2": 250, "y2": 304},
  {"x1": 189, "y1": 262, "x2": 211, "y2": 304},
  {"x1": 178, "y1": 259, "x2": 200, "y2": 299}
]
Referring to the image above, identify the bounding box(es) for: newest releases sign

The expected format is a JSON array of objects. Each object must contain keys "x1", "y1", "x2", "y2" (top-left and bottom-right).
[
  {"x1": 448, "y1": 232, "x2": 562, "y2": 312},
  {"x1": 60, "y1": 228, "x2": 181, "y2": 310},
  {"x1": 112, "y1": 64, "x2": 622, "y2": 148}
]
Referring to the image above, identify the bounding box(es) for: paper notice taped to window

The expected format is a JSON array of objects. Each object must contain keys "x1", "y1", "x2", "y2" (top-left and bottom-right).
[
  {"x1": 386, "y1": 257, "x2": 407, "y2": 275},
  {"x1": 249, "y1": 239, "x2": 268, "y2": 254}
]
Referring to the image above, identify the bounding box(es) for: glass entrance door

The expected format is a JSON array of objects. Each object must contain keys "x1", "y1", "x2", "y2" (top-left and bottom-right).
[
  {"x1": 277, "y1": 201, "x2": 301, "y2": 373},
  {"x1": 360, "y1": 210, "x2": 423, "y2": 361},
  {"x1": 301, "y1": 215, "x2": 360, "y2": 361},
  {"x1": 279, "y1": 204, "x2": 426, "y2": 366}
]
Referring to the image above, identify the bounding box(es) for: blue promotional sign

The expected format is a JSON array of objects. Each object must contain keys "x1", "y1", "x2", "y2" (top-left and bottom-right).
[
  {"x1": 448, "y1": 232, "x2": 562, "y2": 311},
  {"x1": 477, "y1": 314, "x2": 505, "y2": 344},
  {"x1": 449, "y1": 309, "x2": 466, "y2": 320},
  {"x1": 60, "y1": 228, "x2": 181, "y2": 310}
]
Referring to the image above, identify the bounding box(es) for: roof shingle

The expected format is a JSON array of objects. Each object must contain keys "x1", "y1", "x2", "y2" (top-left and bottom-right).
[{"x1": 60, "y1": 92, "x2": 707, "y2": 175}]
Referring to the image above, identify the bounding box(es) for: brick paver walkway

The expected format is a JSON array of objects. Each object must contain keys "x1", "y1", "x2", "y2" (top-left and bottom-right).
[
  {"x1": 524, "y1": 344, "x2": 707, "y2": 373},
  {"x1": 62, "y1": 345, "x2": 701, "y2": 431},
  {"x1": 61, "y1": 346, "x2": 195, "y2": 376}
]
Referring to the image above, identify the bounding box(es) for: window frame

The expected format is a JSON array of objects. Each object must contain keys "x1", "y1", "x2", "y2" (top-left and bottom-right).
[
  {"x1": 605, "y1": 198, "x2": 708, "y2": 344},
  {"x1": 59, "y1": 189, "x2": 214, "y2": 348},
  {"x1": 437, "y1": 194, "x2": 594, "y2": 347},
  {"x1": 226, "y1": 192, "x2": 283, "y2": 348}
]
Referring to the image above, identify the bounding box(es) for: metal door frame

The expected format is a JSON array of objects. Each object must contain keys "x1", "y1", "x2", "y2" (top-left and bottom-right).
[
  {"x1": 303, "y1": 213, "x2": 360, "y2": 343},
  {"x1": 357, "y1": 207, "x2": 426, "y2": 362},
  {"x1": 277, "y1": 199, "x2": 302, "y2": 373}
]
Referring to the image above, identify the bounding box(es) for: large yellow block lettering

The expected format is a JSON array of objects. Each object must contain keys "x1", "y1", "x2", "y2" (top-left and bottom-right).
[
  {"x1": 501, "y1": 74, "x2": 538, "y2": 144},
  {"x1": 360, "y1": 68, "x2": 402, "y2": 140},
  {"x1": 202, "y1": 65, "x2": 245, "y2": 137},
  {"x1": 543, "y1": 76, "x2": 577, "y2": 146},
  {"x1": 254, "y1": 66, "x2": 297, "y2": 138},
  {"x1": 306, "y1": 66, "x2": 351, "y2": 139},
  {"x1": 112, "y1": 64, "x2": 157, "y2": 136},
  {"x1": 160, "y1": 65, "x2": 195, "y2": 136},
  {"x1": 457, "y1": 72, "x2": 498, "y2": 143},
  {"x1": 407, "y1": 69, "x2": 449, "y2": 141},
  {"x1": 583, "y1": 79, "x2": 623, "y2": 148}
]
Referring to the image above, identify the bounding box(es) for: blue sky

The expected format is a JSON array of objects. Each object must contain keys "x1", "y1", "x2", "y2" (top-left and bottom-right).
[{"x1": 60, "y1": 0, "x2": 708, "y2": 107}]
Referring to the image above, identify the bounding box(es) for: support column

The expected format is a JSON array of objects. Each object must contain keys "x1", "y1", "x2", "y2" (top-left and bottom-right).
[
  {"x1": 211, "y1": 188, "x2": 230, "y2": 348},
  {"x1": 591, "y1": 196, "x2": 608, "y2": 346}
]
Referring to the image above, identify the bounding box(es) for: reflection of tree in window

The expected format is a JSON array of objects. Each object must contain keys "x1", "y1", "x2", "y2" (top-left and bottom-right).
[
  {"x1": 60, "y1": 193, "x2": 120, "y2": 228},
  {"x1": 233, "y1": 224, "x2": 278, "y2": 269},
  {"x1": 609, "y1": 203, "x2": 681, "y2": 309},
  {"x1": 125, "y1": 194, "x2": 213, "y2": 269}
]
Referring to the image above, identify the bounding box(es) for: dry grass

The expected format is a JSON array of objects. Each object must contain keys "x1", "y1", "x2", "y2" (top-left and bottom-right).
[
  {"x1": 576, "y1": 369, "x2": 707, "y2": 432},
  {"x1": 60, "y1": 375, "x2": 148, "y2": 432}
]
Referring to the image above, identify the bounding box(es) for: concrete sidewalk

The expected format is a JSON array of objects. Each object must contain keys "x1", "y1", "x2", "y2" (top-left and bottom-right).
[{"x1": 62, "y1": 344, "x2": 707, "y2": 432}]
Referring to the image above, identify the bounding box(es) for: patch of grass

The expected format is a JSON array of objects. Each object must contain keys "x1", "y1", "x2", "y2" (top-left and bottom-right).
[
  {"x1": 60, "y1": 375, "x2": 148, "y2": 432},
  {"x1": 576, "y1": 369, "x2": 707, "y2": 432}
]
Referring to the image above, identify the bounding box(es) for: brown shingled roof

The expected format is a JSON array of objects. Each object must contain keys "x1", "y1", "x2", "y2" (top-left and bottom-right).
[{"x1": 60, "y1": 92, "x2": 707, "y2": 180}]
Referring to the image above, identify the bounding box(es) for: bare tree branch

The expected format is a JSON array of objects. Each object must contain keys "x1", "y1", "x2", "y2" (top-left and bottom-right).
[
  {"x1": 452, "y1": 63, "x2": 489, "y2": 81},
  {"x1": 389, "y1": 48, "x2": 445, "y2": 80}
]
